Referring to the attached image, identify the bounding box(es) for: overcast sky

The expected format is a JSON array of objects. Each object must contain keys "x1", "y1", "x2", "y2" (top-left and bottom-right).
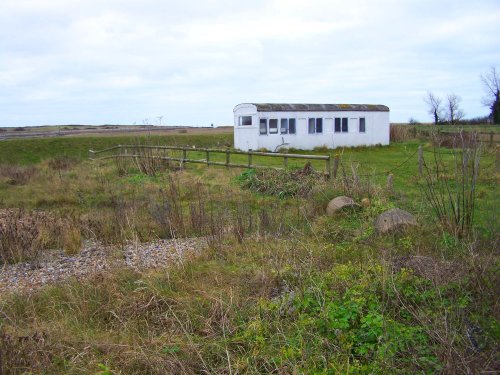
[{"x1": 1, "y1": 0, "x2": 499, "y2": 126}]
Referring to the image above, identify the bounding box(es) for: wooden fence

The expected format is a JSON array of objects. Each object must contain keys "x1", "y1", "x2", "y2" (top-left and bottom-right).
[
  {"x1": 437, "y1": 130, "x2": 500, "y2": 146},
  {"x1": 89, "y1": 144, "x2": 333, "y2": 177}
]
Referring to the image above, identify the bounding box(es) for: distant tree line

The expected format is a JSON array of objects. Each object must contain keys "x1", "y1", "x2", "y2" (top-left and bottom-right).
[{"x1": 424, "y1": 66, "x2": 499, "y2": 125}]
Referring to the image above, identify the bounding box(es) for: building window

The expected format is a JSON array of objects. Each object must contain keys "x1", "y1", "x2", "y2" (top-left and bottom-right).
[
  {"x1": 342, "y1": 118, "x2": 348, "y2": 132},
  {"x1": 359, "y1": 117, "x2": 366, "y2": 133},
  {"x1": 335, "y1": 118, "x2": 349, "y2": 133},
  {"x1": 335, "y1": 118, "x2": 341, "y2": 133},
  {"x1": 289, "y1": 118, "x2": 296, "y2": 134},
  {"x1": 280, "y1": 119, "x2": 288, "y2": 134},
  {"x1": 308, "y1": 118, "x2": 315, "y2": 133},
  {"x1": 239, "y1": 116, "x2": 252, "y2": 126},
  {"x1": 316, "y1": 118, "x2": 323, "y2": 133},
  {"x1": 259, "y1": 118, "x2": 267, "y2": 135},
  {"x1": 308, "y1": 118, "x2": 323, "y2": 134},
  {"x1": 269, "y1": 119, "x2": 278, "y2": 134}
]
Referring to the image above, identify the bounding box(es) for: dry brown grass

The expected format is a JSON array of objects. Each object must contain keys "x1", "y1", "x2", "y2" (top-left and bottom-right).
[
  {"x1": 0, "y1": 330, "x2": 54, "y2": 374},
  {"x1": 390, "y1": 124, "x2": 415, "y2": 142},
  {"x1": 0, "y1": 209, "x2": 81, "y2": 264},
  {"x1": 0, "y1": 165, "x2": 37, "y2": 185}
]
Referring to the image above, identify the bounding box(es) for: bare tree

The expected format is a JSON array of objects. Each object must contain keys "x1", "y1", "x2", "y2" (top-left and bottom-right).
[
  {"x1": 480, "y1": 66, "x2": 500, "y2": 124},
  {"x1": 446, "y1": 94, "x2": 465, "y2": 125},
  {"x1": 424, "y1": 91, "x2": 443, "y2": 125}
]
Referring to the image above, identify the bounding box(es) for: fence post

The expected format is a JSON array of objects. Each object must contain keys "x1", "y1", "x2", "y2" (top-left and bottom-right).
[
  {"x1": 326, "y1": 155, "x2": 331, "y2": 179},
  {"x1": 418, "y1": 145, "x2": 423, "y2": 177},
  {"x1": 332, "y1": 154, "x2": 340, "y2": 178},
  {"x1": 496, "y1": 145, "x2": 500, "y2": 173},
  {"x1": 248, "y1": 152, "x2": 253, "y2": 168},
  {"x1": 226, "y1": 150, "x2": 230, "y2": 168},
  {"x1": 387, "y1": 173, "x2": 394, "y2": 192},
  {"x1": 206, "y1": 150, "x2": 210, "y2": 167},
  {"x1": 182, "y1": 149, "x2": 187, "y2": 170},
  {"x1": 490, "y1": 131, "x2": 494, "y2": 147},
  {"x1": 284, "y1": 156, "x2": 288, "y2": 168}
]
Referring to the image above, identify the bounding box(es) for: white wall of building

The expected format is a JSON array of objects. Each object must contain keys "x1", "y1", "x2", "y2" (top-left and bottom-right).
[{"x1": 234, "y1": 104, "x2": 390, "y2": 151}]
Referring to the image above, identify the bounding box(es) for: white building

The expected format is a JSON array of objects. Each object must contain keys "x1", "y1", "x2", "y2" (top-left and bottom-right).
[{"x1": 233, "y1": 103, "x2": 390, "y2": 151}]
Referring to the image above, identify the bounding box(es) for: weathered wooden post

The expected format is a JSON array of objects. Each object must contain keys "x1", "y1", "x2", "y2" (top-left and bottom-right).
[
  {"x1": 248, "y1": 152, "x2": 253, "y2": 168},
  {"x1": 284, "y1": 155, "x2": 288, "y2": 168},
  {"x1": 326, "y1": 154, "x2": 331, "y2": 179},
  {"x1": 418, "y1": 145, "x2": 423, "y2": 177},
  {"x1": 490, "y1": 131, "x2": 494, "y2": 147},
  {"x1": 496, "y1": 145, "x2": 500, "y2": 173},
  {"x1": 182, "y1": 149, "x2": 187, "y2": 170},
  {"x1": 332, "y1": 154, "x2": 340, "y2": 178},
  {"x1": 206, "y1": 150, "x2": 210, "y2": 167},
  {"x1": 387, "y1": 173, "x2": 394, "y2": 192},
  {"x1": 226, "y1": 150, "x2": 230, "y2": 168}
]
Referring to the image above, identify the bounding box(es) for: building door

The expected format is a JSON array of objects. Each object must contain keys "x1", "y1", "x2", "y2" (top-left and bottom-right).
[{"x1": 350, "y1": 118, "x2": 358, "y2": 133}]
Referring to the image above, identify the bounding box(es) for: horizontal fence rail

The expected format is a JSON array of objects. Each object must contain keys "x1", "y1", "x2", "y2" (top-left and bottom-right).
[{"x1": 89, "y1": 144, "x2": 332, "y2": 177}]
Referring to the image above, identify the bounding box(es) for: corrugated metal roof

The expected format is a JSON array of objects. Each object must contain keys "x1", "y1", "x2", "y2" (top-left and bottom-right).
[{"x1": 249, "y1": 103, "x2": 389, "y2": 112}]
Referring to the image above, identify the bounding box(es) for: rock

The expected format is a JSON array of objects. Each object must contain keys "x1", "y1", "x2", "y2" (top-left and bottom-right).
[
  {"x1": 374, "y1": 208, "x2": 417, "y2": 234},
  {"x1": 326, "y1": 196, "x2": 360, "y2": 216}
]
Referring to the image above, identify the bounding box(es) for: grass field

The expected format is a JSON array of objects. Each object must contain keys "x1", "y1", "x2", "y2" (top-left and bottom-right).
[{"x1": 0, "y1": 129, "x2": 498, "y2": 374}]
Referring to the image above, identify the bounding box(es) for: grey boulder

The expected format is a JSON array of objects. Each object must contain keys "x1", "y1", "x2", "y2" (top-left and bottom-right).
[
  {"x1": 326, "y1": 196, "x2": 360, "y2": 216},
  {"x1": 375, "y1": 208, "x2": 417, "y2": 234}
]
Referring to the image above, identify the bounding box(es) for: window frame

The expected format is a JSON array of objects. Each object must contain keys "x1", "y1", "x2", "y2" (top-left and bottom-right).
[
  {"x1": 308, "y1": 118, "x2": 323, "y2": 134},
  {"x1": 315, "y1": 118, "x2": 323, "y2": 133},
  {"x1": 308, "y1": 118, "x2": 316, "y2": 134},
  {"x1": 288, "y1": 118, "x2": 296, "y2": 134},
  {"x1": 341, "y1": 118, "x2": 349, "y2": 133},
  {"x1": 269, "y1": 119, "x2": 278, "y2": 134},
  {"x1": 239, "y1": 116, "x2": 252, "y2": 126},
  {"x1": 280, "y1": 118, "x2": 288, "y2": 134},
  {"x1": 334, "y1": 118, "x2": 341, "y2": 133},
  {"x1": 359, "y1": 117, "x2": 366, "y2": 133},
  {"x1": 259, "y1": 118, "x2": 267, "y2": 135}
]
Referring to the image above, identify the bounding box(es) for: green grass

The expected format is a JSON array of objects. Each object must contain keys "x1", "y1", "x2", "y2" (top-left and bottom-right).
[
  {"x1": 0, "y1": 133, "x2": 233, "y2": 165},
  {"x1": 0, "y1": 132, "x2": 498, "y2": 373}
]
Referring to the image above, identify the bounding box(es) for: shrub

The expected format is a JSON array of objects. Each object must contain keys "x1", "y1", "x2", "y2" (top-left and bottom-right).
[
  {"x1": 0, "y1": 165, "x2": 37, "y2": 185},
  {"x1": 0, "y1": 330, "x2": 54, "y2": 373},
  {"x1": 237, "y1": 167, "x2": 325, "y2": 198},
  {"x1": 48, "y1": 155, "x2": 78, "y2": 172},
  {"x1": 238, "y1": 263, "x2": 484, "y2": 373},
  {"x1": 390, "y1": 125, "x2": 413, "y2": 142},
  {"x1": 313, "y1": 145, "x2": 329, "y2": 153},
  {"x1": 0, "y1": 209, "x2": 44, "y2": 263},
  {"x1": 421, "y1": 131, "x2": 481, "y2": 237},
  {"x1": 0, "y1": 209, "x2": 82, "y2": 264}
]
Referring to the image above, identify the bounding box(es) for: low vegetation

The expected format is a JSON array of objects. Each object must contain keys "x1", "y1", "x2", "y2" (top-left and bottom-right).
[{"x1": 0, "y1": 130, "x2": 498, "y2": 373}]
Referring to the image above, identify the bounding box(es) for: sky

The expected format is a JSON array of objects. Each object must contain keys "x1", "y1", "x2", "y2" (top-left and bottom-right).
[{"x1": 1, "y1": 0, "x2": 499, "y2": 127}]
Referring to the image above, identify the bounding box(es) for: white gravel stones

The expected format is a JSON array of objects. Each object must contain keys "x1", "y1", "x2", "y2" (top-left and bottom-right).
[{"x1": 0, "y1": 238, "x2": 204, "y2": 294}]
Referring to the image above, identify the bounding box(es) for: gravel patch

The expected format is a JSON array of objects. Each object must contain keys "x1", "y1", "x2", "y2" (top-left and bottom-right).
[{"x1": 0, "y1": 238, "x2": 205, "y2": 294}]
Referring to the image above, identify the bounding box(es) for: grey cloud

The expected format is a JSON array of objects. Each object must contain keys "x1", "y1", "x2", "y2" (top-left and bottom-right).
[{"x1": 1, "y1": 0, "x2": 499, "y2": 126}]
